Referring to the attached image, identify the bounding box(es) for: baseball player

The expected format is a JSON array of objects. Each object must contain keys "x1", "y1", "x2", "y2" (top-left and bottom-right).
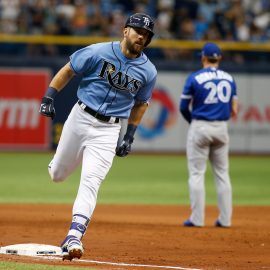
[
  {"x1": 39, "y1": 13, "x2": 157, "y2": 260},
  {"x1": 179, "y1": 42, "x2": 238, "y2": 227}
]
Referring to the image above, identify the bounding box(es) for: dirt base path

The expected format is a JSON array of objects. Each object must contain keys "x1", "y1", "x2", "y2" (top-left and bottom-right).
[{"x1": 0, "y1": 204, "x2": 269, "y2": 270}]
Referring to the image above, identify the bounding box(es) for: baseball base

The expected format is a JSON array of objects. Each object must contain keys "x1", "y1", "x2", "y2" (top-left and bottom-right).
[{"x1": 0, "y1": 243, "x2": 62, "y2": 257}]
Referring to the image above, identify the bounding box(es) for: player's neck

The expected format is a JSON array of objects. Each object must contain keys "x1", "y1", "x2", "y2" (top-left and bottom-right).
[
  {"x1": 203, "y1": 63, "x2": 219, "y2": 69},
  {"x1": 120, "y1": 41, "x2": 140, "y2": 59},
  {"x1": 202, "y1": 57, "x2": 220, "y2": 69}
]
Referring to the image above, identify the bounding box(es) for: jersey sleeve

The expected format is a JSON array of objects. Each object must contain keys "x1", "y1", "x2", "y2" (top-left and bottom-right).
[
  {"x1": 181, "y1": 74, "x2": 194, "y2": 100},
  {"x1": 135, "y1": 72, "x2": 157, "y2": 103},
  {"x1": 231, "y1": 79, "x2": 237, "y2": 97},
  {"x1": 69, "y1": 45, "x2": 95, "y2": 75}
]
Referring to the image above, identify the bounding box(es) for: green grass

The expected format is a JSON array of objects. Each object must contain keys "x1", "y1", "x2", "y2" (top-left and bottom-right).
[
  {"x1": 0, "y1": 153, "x2": 269, "y2": 270},
  {"x1": 0, "y1": 152, "x2": 269, "y2": 205},
  {"x1": 228, "y1": 156, "x2": 270, "y2": 204},
  {"x1": 0, "y1": 261, "x2": 96, "y2": 270}
]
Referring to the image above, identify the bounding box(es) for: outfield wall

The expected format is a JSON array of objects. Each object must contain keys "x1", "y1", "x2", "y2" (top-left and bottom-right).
[
  {"x1": 0, "y1": 58, "x2": 269, "y2": 154},
  {"x1": 134, "y1": 72, "x2": 270, "y2": 154}
]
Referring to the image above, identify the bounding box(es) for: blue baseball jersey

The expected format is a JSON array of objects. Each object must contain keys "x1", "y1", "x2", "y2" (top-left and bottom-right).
[
  {"x1": 181, "y1": 67, "x2": 237, "y2": 121},
  {"x1": 69, "y1": 41, "x2": 157, "y2": 119}
]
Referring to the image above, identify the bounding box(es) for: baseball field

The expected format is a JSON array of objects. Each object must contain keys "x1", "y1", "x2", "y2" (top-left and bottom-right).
[{"x1": 0, "y1": 152, "x2": 269, "y2": 270}]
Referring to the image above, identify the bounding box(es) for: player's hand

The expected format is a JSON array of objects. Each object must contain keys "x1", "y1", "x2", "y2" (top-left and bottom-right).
[
  {"x1": 39, "y1": 96, "x2": 56, "y2": 120},
  {"x1": 116, "y1": 135, "x2": 134, "y2": 157}
]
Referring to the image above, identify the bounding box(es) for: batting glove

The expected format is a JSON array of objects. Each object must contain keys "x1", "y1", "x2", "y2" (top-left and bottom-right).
[
  {"x1": 39, "y1": 96, "x2": 56, "y2": 120},
  {"x1": 116, "y1": 134, "x2": 134, "y2": 157}
]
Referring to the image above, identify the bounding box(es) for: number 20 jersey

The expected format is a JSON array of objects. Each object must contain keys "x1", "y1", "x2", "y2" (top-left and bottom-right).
[{"x1": 181, "y1": 67, "x2": 237, "y2": 121}]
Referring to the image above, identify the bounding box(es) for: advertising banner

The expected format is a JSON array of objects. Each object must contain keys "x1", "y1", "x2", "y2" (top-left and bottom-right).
[
  {"x1": 3, "y1": 68, "x2": 268, "y2": 154},
  {"x1": 0, "y1": 69, "x2": 51, "y2": 150}
]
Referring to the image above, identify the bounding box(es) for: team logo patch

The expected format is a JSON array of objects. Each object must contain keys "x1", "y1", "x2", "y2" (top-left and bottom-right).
[
  {"x1": 143, "y1": 17, "x2": 150, "y2": 26},
  {"x1": 98, "y1": 60, "x2": 142, "y2": 93}
]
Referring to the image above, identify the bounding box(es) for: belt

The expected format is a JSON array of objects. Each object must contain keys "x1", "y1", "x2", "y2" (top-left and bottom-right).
[{"x1": 78, "y1": 100, "x2": 119, "y2": 124}]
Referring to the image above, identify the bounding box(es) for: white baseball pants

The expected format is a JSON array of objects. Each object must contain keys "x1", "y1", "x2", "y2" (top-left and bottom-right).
[
  {"x1": 186, "y1": 120, "x2": 232, "y2": 226},
  {"x1": 48, "y1": 103, "x2": 121, "y2": 219}
]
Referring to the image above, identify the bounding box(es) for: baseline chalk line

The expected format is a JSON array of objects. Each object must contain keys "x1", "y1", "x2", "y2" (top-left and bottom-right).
[
  {"x1": 0, "y1": 244, "x2": 203, "y2": 270},
  {"x1": 34, "y1": 255, "x2": 203, "y2": 270}
]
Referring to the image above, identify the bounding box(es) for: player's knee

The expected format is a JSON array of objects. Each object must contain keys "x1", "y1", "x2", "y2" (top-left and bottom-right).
[
  {"x1": 50, "y1": 172, "x2": 65, "y2": 182},
  {"x1": 48, "y1": 165, "x2": 67, "y2": 182},
  {"x1": 49, "y1": 170, "x2": 65, "y2": 182}
]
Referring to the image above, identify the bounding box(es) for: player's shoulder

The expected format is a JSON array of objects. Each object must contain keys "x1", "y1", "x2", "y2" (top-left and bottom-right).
[
  {"x1": 187, "y1": 68, "x2": 202, "y2": 81},
  {"x1": 71, "y1": 42, "x2": 111, "y2": 56},
  {"x1": 146, "y1": 58, "x2": 157, "y2": 76},
  {"x1": 139, "y1": 53, "x2": 157, "y2": 76},
  {"x1": 85, "y1": 41, "x2": 112, "y2": 52},
  {"x1": 216, "y1": 68, "x2": 235, "y2": 83}
]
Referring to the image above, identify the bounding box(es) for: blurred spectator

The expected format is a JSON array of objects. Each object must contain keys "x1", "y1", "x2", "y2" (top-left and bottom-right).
[
  {"x1": 235, "y1": 14, "x2": 250, "y2": 41},
  {"x1": 28, "y1": 0, "x2": 46, "y2": 34},
  {"x1": 155, "y1": 0, "x2": 174, "y2": 39},
  {"x1": 86, "y1": 0, "x2": 110, "y2": 36},
  {"x1": 72, "y1": 0, "x2": 88, "y2": 35},
  {"x1": 0, "y1": 0, "x2": 269, "y2": 59},
  {"x1": 194, "y1": 14, "x2": 209, "y2": 40},
  {"x1": 44, "y1": 0, "x2": 58, "y2": 33},
  {"x1": 108, "y1": 7, "x2": 126, "y2": 37},
  {"x1": 0, "y1": 0, "x2": 268, "y2": 41},
  {"x1": 0, "y1": 0, "x2": 19, "y2": 33},
  {"x1": 55, "y1": 0, "x2": 75, "y2": 22},
  {"x1": 197, "y1": 0, "x2": 217, "y2": 25},
  {"x1": 203, "y1": 22, "x2": 222, "y2": 40}
]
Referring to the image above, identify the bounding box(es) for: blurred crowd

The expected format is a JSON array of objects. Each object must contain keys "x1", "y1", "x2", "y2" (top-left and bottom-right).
[{"x1": 0, "y1": 0, "x2": 270, "y2": 58}]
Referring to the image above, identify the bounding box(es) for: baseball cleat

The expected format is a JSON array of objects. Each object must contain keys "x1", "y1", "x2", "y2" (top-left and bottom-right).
[
  {"x1": 215, "y1": 220, "x2": 230, "y2": 228},
  {"x1": 183, "y1": 219, "x2": 202, "y2": 227},
  {"x1": 183, "y1": 219, "x2": 195, "y2": 227},
  {"x1": 61, "y1": 235, "x2": 84, "y2": 261}
]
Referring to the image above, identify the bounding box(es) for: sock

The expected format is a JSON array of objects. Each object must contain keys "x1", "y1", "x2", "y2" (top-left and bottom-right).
[{"x1": 67, "y1": 214, "x2": 90, "y2": 240}]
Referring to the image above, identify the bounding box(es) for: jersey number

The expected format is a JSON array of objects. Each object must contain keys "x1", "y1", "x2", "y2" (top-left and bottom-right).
[{"x1": 204, "y1": 80, "x2": 231, "y2": 104}]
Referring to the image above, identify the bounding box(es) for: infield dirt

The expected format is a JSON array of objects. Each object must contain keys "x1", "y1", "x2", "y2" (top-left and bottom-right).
[{"x1": 0, "y1": 204, "x2": 269, "y2": 270}]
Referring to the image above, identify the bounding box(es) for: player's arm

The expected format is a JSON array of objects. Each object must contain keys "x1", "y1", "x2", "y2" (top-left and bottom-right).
[
  {"x1": 39, "y1": 62, "x2": 75, "y2": 119},
  {"x1": 180, "y1": 97, "x2": 191, "y2": 123},
  {"x1": 179, "y1": 76, "x2": 193, "y2": 124},
  {"x1": 116, "y1": 101, "x2": 148, "y2": 157},
  {"x1": 231, "y1": 96, "x2": 238, "y2": 118},
  {"x1": 49, "y1": 62, "x2": 75, "y2": 91},
  {"x1": 128, "y1": 101, "x2": 148, "y2": 125},
  {"x1": 116, "y1": 70, "x2": 156, "y2": 157}
]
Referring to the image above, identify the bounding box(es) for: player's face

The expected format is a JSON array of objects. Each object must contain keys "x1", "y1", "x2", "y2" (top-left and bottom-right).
[{"x1": 124, "y1": 27, "x2": 150, "y2": 55}]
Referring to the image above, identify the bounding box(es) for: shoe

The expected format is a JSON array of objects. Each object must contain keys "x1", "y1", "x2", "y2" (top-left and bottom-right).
[
  {"x1": 61, "y1": 235, "x2": 84, "y2": 261},
  {"x1": 183, "y1": 219, "x2": 196, "y2": 227},
  {"x1": 215, "y1": 220, "x2": 229, "y2": 228}
]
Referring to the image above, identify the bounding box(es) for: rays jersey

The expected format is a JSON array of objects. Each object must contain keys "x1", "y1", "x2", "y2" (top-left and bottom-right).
[
  {"x1": 69, "y1": 41, "x2": 157, "y2": 119},
  {"x1": 181, "y1": 67, "x2": 237, "y2": 121}
]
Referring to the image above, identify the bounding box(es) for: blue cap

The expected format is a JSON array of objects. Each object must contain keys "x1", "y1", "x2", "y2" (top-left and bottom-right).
[{"x1": 201, "y1": 42, "x2": 221, "y2": 58}]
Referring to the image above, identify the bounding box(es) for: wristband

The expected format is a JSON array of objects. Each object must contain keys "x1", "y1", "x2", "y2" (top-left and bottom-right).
[
  {"x1": 45, "y1": 87, "x2": 58, "y2": 99},
  {"x1": 126, "y1": 124, "x2": 137, "y2": 138}
]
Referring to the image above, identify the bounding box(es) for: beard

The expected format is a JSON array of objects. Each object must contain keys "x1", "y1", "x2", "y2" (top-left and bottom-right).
[{"x1": 125, "y1": 38, "x2": 145, "y2": 56}]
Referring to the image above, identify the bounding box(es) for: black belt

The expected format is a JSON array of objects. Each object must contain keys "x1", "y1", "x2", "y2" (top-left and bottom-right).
[{"x1": 78, "y1": 100, "x2": 119, "y2": 124}]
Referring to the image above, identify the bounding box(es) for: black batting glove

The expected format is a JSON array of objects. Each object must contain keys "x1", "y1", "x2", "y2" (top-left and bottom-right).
[
  {"x1": 39, "y1": 96, "x2": 56, "y2": 120},
  {"x1": 116, "y1": 134, "x2": 134, "y2": 157},
  {"x1": 116, "y1": 124, "x2": 137, "y2": 157}
]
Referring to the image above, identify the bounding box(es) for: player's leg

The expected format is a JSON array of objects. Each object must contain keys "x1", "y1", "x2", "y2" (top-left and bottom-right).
[
  {"x1": 186, "y1": 121, "x2": 210, "y2": 226},
  {"x1": 72, "y1": 121, "x2": 120, "y2": 224},
  {"x1": 209, "y1": 124, "x2": 232, "y2": 227},
  {"x1": 48, "y1": 104, "x2": 84, "y2": 182},
  {"x1": 61, "y1": 120, "x2": 121, "y2": 259}
]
